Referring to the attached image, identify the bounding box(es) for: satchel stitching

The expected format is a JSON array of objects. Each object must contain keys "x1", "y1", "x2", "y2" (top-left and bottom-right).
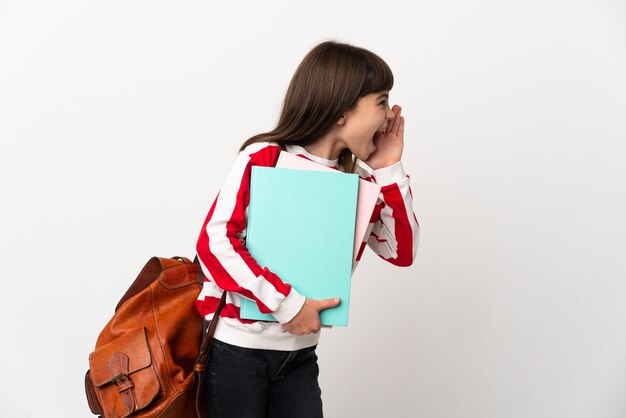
[
  {"x1": 129, "y1": 385, "x2": 139, "y2": 415},
  {"x1": 122, "y1": 381, "x2": 134, "y2": 414},
  {"x1": 159, "y1": 264, "x2": 200, "y2": 289},
  {"x1": 151, "y1": 286, "x2": 175, "y2": 394},
  {"x1": 136, "y1": 333, "x2": 163, "y2": 409}
]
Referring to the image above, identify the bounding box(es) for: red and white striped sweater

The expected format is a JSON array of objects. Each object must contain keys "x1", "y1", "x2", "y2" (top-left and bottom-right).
[{"x1": 195, "y1": 141, "x2": 420, "y2": 350}]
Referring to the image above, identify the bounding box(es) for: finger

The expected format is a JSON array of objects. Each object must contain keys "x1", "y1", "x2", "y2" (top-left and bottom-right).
[
  {"x1": 398, "y1": 116, "x2": 404, "y2": 138},
  {"x1": 386, "y1": 106, "x2": 398, "y2": 134},
  {"x1": 317, "y1": 297, "x2": 341, "y2": 310},
  {"x1": 392, "y1": 106, "x2": 402, "y2": 135},
  {"x1": 385, "y1": 106, "x2": 398, "y2": 135}
]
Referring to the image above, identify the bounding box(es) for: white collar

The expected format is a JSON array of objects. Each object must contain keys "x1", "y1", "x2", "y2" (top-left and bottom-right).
[{"x1": 285, "y1": 144, "x2": 339, "y2": 167}]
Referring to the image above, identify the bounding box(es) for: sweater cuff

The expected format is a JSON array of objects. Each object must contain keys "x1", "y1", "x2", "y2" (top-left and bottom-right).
[
  {"x1": 372, "y1": 161, "x2": 407, "y2": 186},
  {"x1": 272, "y1": 287, "x2": 306, "y2": 324}
]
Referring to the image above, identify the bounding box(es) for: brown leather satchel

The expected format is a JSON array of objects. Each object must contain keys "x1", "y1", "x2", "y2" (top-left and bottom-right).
[{"x1": 85, "y1": 255, "x2": 225, "y2": 418}]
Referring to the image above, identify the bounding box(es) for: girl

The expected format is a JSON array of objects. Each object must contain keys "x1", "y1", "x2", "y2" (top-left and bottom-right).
[{"x1": 195, "y1": 40, "x2": 420, "y2": 418}]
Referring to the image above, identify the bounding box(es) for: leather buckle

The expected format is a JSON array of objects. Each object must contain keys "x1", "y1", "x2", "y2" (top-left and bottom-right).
[
  {"x1": 111, "y1": 373, "x2": 134, "y2": 392},
  {"x1": 111, "y1": 373, "x2": 126, "y2": 383}
]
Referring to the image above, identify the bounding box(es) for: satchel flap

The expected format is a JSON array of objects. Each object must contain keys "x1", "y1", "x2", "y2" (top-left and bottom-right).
[{"x1": 89, "y1": 327, "x2": 153, "y2": 387}]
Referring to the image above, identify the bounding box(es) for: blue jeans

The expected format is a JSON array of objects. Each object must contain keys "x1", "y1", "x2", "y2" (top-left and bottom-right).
[{"x1": 203, "y1": 327, "x2": 324, "y2": 418}]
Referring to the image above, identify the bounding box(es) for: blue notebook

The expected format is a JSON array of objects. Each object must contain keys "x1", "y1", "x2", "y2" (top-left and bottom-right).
[{"x1": 239, "y1": 166, "x2": 359, "y2": 326}]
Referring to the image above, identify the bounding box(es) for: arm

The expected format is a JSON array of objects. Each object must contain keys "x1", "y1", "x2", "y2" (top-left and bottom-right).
[
  {"x1": 366, "y1": 160, "x2": 420, "y2": 267},
  {"x1": 358, "y1": 104, "x2": 419, "y2": 266},
  {"x1": 195, "y1": 142, "x2": 306, "y2": 324}
]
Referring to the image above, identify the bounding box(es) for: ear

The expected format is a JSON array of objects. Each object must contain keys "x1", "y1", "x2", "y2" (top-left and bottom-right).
[{"x1": 336, "y1": 114, "x2": 347, "y2": 126}]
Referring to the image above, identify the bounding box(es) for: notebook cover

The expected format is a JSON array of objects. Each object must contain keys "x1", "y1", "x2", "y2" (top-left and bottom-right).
[
  {"x1": 239, "y1": 166, "x2": 358, "y2": 326},
  {"x1": 275, "y1": 151, "x2": 382, "y2": 271}
]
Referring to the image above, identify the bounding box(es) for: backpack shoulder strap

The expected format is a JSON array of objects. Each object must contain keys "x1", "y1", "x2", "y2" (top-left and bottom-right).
[{"x1": 194, "y1": 291, "x2": 226, "y2": 417}]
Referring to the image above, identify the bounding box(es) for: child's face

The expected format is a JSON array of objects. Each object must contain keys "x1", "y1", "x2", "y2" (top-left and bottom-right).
[{"x1": 340, "y1": 91, "x2": 395, "y2": 161}]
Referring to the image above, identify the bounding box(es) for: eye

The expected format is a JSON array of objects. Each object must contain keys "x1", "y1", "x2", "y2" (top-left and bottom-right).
[{"x1": 379, "y1": 100, "x2": 387, "y2": 106}]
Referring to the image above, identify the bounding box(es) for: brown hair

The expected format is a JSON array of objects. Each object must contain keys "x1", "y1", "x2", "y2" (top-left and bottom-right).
[{"x1": 238, "y1": 40, "x2": 394, "y2": 173}]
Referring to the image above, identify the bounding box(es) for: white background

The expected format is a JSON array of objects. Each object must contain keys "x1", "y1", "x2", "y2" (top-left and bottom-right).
[{"x1": 1, "y1": 1, "x2": 625, "y2": 417}]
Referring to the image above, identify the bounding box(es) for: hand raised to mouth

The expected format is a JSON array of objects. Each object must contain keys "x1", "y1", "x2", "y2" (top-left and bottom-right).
[{"x1": 363, "y1": 104, "x2": 405, "y2": 170}]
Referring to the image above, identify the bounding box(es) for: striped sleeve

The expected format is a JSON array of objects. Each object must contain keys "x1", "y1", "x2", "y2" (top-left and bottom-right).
[
  {"x1": 195, "y1": 142, "x2": 306, "y2": 324},
  {"x1": 365, "y1": 161, "x2": 420, "y2": 267}
]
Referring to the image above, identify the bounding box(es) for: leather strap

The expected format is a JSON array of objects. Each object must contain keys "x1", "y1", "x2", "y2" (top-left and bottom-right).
[
  {"x1": 108, "y1": 352, "x2": 137, "y2": 414},
  {"x1": 193, "y1": 254, "x2": 227, "y2": 418}
]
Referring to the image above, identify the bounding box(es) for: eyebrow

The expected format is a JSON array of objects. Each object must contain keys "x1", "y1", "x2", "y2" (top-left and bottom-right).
[{"x1": 377, "y1": 93, "x2": 389, "y2": 99}]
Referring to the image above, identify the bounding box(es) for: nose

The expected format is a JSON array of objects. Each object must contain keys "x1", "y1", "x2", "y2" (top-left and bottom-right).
[{"x1": 386, "y1": 108, "x2": 395, "y2": 120}]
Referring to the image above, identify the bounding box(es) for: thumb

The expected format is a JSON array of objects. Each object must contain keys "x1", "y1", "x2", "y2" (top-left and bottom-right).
[{"x1": 316, "y1": 297, "x2": 341, "y2": 311}]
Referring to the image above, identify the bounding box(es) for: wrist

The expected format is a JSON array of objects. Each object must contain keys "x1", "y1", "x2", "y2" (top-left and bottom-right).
[
  {"x1": 272, "y1": 288, "x2": 306, "y2": 324},
  {"x1": 368, "y1": 159, "x2": 400, "y2": 171},
  {"x1": 372, "y1": 161, "x2": 406, "y2": 186}
]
